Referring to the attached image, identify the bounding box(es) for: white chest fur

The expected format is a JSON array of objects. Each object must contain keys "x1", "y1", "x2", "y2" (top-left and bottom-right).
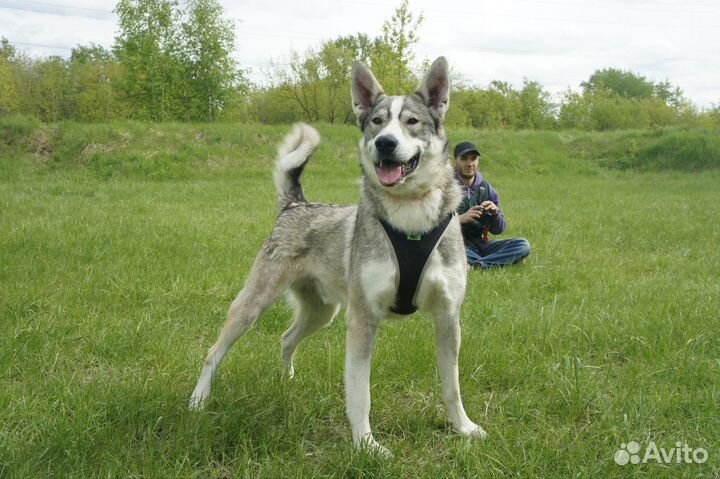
[
  {"x1": 358, "y1": 239, "x2": 465, "y2": 319},
  {"x1": 378, "y1": 188, "x2": 444, "y2": 233},
  {"x1": 359, "y1": 259, "x2": 398, "y2": 317},
  {"x1": 415, "y1": 247, "x2": 466, "y2": 316}
]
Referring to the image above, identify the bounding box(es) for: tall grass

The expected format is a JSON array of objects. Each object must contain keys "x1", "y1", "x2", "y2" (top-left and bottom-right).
[{"x1": 1, "y1": 120, "x2": 718, "y2": 478}]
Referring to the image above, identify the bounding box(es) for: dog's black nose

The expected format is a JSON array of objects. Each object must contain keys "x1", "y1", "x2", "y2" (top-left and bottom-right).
[{"x1": 375, "y1": 135, "x2": 398, "y2": 154}]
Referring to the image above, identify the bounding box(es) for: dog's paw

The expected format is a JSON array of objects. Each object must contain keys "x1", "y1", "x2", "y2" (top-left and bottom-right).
[
  {"x1": 363, "y1": 440, "x2": 392, "y2": 458},
  {"x1": 356, "y1": 435, "x2": 392, "y2": 458},
  {"x1": 468, "y1": 425, "x2": 488, "y2": 439},
  {"x1": 283, "y1": 362, "x2": 295, "y2": 379},
  {"x1": 456, "y1": 422, "x2": 487, "y2": 439},
  {"x1": 188, "y1": 392, "x2": 207, "y2": 411}
]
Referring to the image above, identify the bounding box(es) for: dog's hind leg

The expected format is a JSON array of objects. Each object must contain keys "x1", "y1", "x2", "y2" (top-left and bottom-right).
[
  {"x1": 189, "y1": 257, "x2": 292, "y2": 410},
  {"x1": 280, "y1": 280, "x2": 340, "y2": 378}
]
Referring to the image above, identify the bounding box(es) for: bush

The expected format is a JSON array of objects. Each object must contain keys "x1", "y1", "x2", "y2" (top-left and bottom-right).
[{"x1": 0, "y1": 115, "x2": 41, "y2": 149}]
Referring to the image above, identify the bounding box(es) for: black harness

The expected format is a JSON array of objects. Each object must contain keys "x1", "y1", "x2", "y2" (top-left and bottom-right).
[{"x1": 378, "y1": 214, "x2": 454, "y2": 315}]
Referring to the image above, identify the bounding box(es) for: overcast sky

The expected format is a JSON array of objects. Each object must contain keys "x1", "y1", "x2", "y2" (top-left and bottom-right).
[{"x1": 1, "y1": 0, "x2": 718, "y2": 107}]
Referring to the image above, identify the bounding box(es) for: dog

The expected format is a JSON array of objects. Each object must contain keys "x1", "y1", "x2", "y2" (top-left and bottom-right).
[{"x1": 189, "y1": 57, "x2": 486, "y2": 454}]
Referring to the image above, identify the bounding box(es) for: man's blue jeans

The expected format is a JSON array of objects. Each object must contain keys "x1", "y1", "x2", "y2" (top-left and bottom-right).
[{"x1": 466, "y1": 238, "x2": 531, "y2": 269}]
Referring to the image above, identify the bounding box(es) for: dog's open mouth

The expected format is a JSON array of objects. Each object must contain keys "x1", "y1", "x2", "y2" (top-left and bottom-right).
[{"x1": 376, "y1": 152, "x2": 421, "y2": 187}]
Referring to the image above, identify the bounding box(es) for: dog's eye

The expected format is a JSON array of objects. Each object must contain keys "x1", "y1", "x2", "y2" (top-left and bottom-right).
[
  {"x1": 372, "y1": 117, "x2": 383, "y2": 125},
  {"x1": 407, "y1": 117, "x2": 419, "y2": 125}
]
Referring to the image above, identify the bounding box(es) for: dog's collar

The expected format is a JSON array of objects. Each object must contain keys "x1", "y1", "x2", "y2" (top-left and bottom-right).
[{"x1": 378, "y1": 213, "x2": 454, "y2": 315}]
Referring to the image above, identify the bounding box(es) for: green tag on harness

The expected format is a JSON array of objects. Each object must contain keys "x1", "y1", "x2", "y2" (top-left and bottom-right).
[{"x1": 407, "y1": 233, "x2": 422, "y2": 241}]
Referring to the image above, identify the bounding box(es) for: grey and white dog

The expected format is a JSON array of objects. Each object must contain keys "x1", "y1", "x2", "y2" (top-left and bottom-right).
[{"x1": 189, "y1": 57, "x2": 486, "y2": 454}]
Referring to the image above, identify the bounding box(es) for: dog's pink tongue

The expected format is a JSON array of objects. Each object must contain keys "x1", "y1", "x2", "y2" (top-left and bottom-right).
[{"x1": 377, "y1": 162, "x2": 402, "y2": 186}]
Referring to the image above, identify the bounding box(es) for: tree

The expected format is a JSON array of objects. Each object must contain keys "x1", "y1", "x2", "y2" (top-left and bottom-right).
[
  {"x1": 558, "y1": 89, "x2": 589, "y2": 130},
  {"x1": 518, "y1": 79, "x2": 555, "y2": 129},
  {"x1": 318, "y1": 37, "x2": 366, "y2": 123},
  {"x1": 0, "y1": 38, "x2": 20, "y2": 116},
  {"x1": 276, "y1": 1, "x2": 425, "y2": 124},
  {"x1": 0, "y1": 58, "x2": 17, "y2": 116},
  {"x1": 245, "y1": 84, "x2": 303, "y2": 124},
  {"x1": 0, "y1": 39, "x2": 18, "y2": 116},
  {"x1": 443, "y1": 86, "x2": 472, "y2": 128},
  {"x1": 34, "y1": 56, "x2": 70, "y2": 122},
  {"x1": 705, "y1": 105, "x2": 720, "y2": 128},
  {"x1": 180, "y1": 0, "x2": 241, "y2": 121},
  {"x1": 113, "y1": 0, "x2": 184, "y2": 120},
  {"x1": 67, "y1": 44, "x2": 124, "y2": 121},
  {"x1": 279, "y1": 34, "x2": 372, "y2": 124},
  {"x1": 1, "y1": 37, "x2": 17, "y2": 62},
  {"x1": 369, "y1": 0, "x2": 423, "y2": 94},
  {"x1": 112, "y1": 0, "x2": 244, "y2": 121},
  {"x1": 561, "y1": 68, "x2": 695, "y2": 130},
  {"x1": 582, "y1": 68, "x2": 655, "y2": 100}
]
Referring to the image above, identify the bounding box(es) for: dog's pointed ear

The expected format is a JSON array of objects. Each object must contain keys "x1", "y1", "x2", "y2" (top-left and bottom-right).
[
  {"x1": 415, "y1": 56, "x2": 450, "y2": 120},
  {"x1": 351, "y1": 61, "x2": 385, "y2": 119}
]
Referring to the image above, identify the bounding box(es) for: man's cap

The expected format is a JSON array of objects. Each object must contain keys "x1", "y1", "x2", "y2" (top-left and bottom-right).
[{"x1": 454, "y1": 141, "x2": 480, "y2": 158}]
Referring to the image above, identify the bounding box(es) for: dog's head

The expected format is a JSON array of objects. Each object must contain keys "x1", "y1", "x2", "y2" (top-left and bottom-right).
[{"x1": 351, "y1": 57, "x2": 450, "y2": 194}]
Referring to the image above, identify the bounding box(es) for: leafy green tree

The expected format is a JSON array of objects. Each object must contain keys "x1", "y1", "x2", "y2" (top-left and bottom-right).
[
  {"x1": 245, "y1": 85, "x2": 303, "y2": 124},
  {"x1": 113, "y1": 0, "x2": 184, "y2": 120},
  {"x1": 33, "y1": 56, "x2": 71, "y2": 122},
  {"x1": 317, "y1": 39, "x2": 361, "y2": 123},
  {"x1": 561, "y1": 69, "x2": 697, "y2": 130},
  {"x1": 66, "y1": 44, "x2": 125, "y2": 121},
  {"x1": 369, "y1": 0, "x2": 423, "y2": 94},
  {"x1": 180, "y1": 0, "x2": 241, "y2": 121},
  {"x1": 0, "y1": 40, "x2": 18, "y2": 116},
  {"x1": 281, "y1": 50, "x2": 322, "y2": 122},
  {"x1": 443, "y1": 87, "x2": 472, "y2": 128},
  {"x1": 279, "y1": 34, "x2": 371, "y2": 124},
  {"x1": 654, "y1": 79, "x2": 685, "y2": 108},
  {"x1": 588, "y1": 89, "x2": 649, "y2": 130},
  {"x1": 1, "y1": 38, "x2": 25, "y2": 117},
  {"x1": 71, "y1": 44, "x2": 113, "y2": 64},
  {"x1": 705, "y1": 105, "x2": 720, "y2": 128},
  {"x1": 0, "y1": 38, "x2": 17, "y2": 62},
  {"x1": 0, "y1": 58, "x2": 17, "y2": 116},
  {"x1": 558, "y1": 89, "x2": 589, "y2": 130},
  {"x1": 459, "y1": 82, "x2": 521, "y2": 129},
  {"x1": 215, "y1": 81, "x2": 251, "y2": 122},
  {"x1": 518, "y1": 79, "x2": 555, "y2": 129},
  {"x1": 582, "y1": 68, "x2": 655, "y2": 100}
]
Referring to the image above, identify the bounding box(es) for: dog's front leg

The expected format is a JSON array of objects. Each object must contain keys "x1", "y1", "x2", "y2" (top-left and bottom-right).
[
  {"x1": 344, "y1": 307, "x2": 389, "y2": 455},
  {"x1": 433, "y1": 311, "x2": 487, "y2": 439}
]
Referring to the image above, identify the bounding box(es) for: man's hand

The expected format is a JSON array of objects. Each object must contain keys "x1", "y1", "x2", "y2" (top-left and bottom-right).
[
  {"x1": 459, "y1": 202, "x2": 498, "y2": 224},
  {"x1": 479, "y1": 201, "x2": 499, "y2": 216},
  {"x1": 459, "y1": 206, "x2": 484, "y2": 224}
]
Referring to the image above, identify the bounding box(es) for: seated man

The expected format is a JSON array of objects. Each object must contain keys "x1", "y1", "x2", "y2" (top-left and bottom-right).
[{"x1": 454, "y1": 141, "x2": 531, "y2": 269}]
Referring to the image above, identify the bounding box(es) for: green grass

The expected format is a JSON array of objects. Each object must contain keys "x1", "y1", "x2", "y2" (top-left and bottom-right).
[{"x1": 1, "y1": 120, "x2": 719, "y2": 478}]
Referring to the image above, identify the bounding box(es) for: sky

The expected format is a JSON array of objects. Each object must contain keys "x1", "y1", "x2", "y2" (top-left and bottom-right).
[{"x1": 1, "y1": 0, "x2": 718, "y2": 108}]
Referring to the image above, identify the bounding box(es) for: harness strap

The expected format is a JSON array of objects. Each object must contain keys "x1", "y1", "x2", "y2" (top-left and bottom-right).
[{"x1": 378, "y1": 214, "x2": 454, "y2": 315}]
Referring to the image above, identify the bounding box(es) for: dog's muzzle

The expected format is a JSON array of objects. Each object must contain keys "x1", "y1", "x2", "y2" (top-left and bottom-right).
[
  {"x1": 375, "y1": 152, "x2": 421, "y2": 187},
  {"x1": 372, "y1": 135, "x2": 421, "y2": 187}
]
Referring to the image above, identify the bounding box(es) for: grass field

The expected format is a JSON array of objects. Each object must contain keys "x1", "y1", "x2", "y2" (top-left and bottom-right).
[{"x1": 1, "y1": 119, "x2": 719, "y2": 478}]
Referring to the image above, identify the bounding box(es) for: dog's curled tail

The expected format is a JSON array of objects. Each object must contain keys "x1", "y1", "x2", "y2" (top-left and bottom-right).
[{"x1": 274, "y1": 123, "x2": 321, "y2": 210}]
